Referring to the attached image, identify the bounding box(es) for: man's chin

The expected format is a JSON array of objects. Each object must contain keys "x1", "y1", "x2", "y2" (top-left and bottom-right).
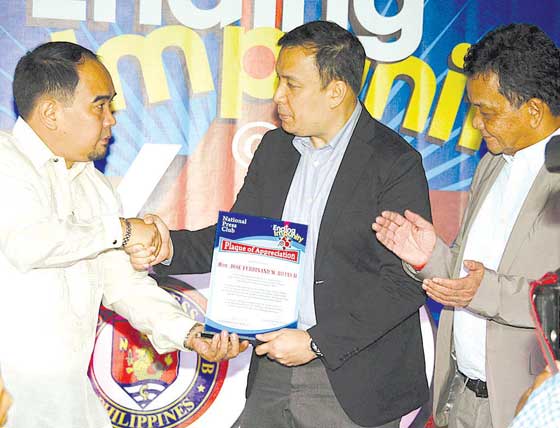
[
  {"x1": 484, "y1": 140, "x2": 503, "y2": 155},
  {"x1": 280, "y1": 122, "x2": 303, "y2": 137},
  {"x1": 88, "y1": 147, "x2": 108, "y2": 162},
  {"x1": 279, "y1": 120, "x2": 292, "y2": 133}
]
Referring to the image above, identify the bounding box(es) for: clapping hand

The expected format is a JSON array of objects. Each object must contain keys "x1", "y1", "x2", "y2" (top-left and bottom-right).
[
  {"x1": 372, "y1": 209, "x2": 437, "y2": 266},
  {"x1": 422, "y1": 260, "x2": 485, "y2": 307}
]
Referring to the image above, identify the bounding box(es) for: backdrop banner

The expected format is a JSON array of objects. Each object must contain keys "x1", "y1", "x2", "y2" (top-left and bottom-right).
[{"x1": 2, "y1": 1, "x2": 559, "y2": 427}]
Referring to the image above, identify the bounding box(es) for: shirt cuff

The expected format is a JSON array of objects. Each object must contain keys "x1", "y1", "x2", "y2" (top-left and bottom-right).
[
  {"x1": 102, "y1": 215, "x2": 122, "y2": 248},
  {"x1": 149, "y1": 316, "x2": 199, "y2": 354}
]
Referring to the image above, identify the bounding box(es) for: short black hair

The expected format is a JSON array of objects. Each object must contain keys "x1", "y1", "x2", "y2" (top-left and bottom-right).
[
  {"x1": 278, "y1": 21, "x2": 366, "y2": 96},
  {"x1": 13, "y1": 41, "x2": 97, "y2": 119},
  {"x1": 463, "y1": 23, "x2": 560, "y2": 115}
]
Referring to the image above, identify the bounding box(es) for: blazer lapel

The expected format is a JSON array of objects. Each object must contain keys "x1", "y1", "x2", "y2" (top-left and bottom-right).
[
  {"x1": 499, "y1": 167, "x2": 560, "y2": 272},
  {"x1": 314, "y1": 112, "x2": 374, "y2": 275}
]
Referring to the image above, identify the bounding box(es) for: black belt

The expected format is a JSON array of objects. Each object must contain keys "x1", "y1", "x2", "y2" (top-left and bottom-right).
[{"x1": 459, "y1": 372, "x2": 488, "y2": 398}]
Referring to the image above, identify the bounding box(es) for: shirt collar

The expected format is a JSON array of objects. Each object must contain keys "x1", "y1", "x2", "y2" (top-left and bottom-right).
[
  {"x1": 292, "y1": 102, "x2": 362, "y2": 152},
  {"x1": 12, "y1": 117, "x2": 59, "y2": 170},
  {"x1": 503, "y1": 128, "x2": 560, "y2": 171},
  {"x1": 13, "y1": 116, "x2": 89, "y2": 178}
]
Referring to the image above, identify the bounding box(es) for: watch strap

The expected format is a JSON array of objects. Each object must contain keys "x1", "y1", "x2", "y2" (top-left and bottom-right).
[
  {"x1": 309, "y1": 338, "x2": 324, "y2": 358},
  {"x1": 121, "y1": 217, "x2": 132, "y2": 247}
]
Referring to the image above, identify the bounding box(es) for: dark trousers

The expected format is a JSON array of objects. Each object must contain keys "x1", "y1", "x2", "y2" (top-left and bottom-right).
[{"x1": 239, "y1": 356, "x2": 401, "y2": 428}]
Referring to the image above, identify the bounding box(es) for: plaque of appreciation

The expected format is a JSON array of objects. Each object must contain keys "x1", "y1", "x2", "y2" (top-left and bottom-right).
[{"x1": 203, "y1": 211, "x2": 308, "y2": 340}]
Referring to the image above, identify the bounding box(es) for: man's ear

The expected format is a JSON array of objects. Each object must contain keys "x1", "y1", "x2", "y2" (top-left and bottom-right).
[
  {"x1": 328, "y1": 80, "x2": 348, "y2": 109},
  {"x1": 33, "y1": 97, "x2": 59, "y2": 131},
  {"x1": 526, "y1": 98, "x2": 545, "y2": 128}
]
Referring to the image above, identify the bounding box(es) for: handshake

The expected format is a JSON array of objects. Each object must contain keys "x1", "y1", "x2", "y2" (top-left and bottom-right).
[
  {"x1": 118, "y1": 216, "x2": 251, "y2": 360},
  {"x1": 119, "y1": 214, "x2": 171, "y2": 270}
]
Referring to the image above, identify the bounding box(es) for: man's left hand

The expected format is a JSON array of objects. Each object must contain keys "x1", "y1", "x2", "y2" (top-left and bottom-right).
[
  {"x1": 255, "y1": 329, "x2": 317, "y2": 366},
  {"x1": 422, "y1": 260, "x2": 485, "y2": 307}
]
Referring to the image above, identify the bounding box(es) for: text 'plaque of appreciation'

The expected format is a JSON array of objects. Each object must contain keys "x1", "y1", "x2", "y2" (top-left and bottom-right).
[{"x1": 204, "y1": 211, "x2": 308, "y2": 340}]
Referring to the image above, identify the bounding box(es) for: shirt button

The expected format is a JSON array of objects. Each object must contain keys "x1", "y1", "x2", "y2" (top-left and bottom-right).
[
  {"x1": 53, "y1": 158, "x2": 59, "y2": 163},
  {"x1": 112, "y1": 240, "x2": 117, "y2": 245}
]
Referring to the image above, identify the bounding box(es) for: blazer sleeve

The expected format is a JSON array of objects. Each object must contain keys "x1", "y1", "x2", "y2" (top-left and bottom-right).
[
  {"x1": 408, "y1": 241, "x2": 535, "y2": 328},
  {"x1": 309, "y1": 149, "x2": 432, "y2": 370},
  {"x1": 467, "y1": 269, "x2": 535, "y2": 327}
]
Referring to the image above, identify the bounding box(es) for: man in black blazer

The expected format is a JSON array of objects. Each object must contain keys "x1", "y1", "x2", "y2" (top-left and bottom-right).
[{"x1": 141, "y1": 21, "x2": 431, "y2": 428}]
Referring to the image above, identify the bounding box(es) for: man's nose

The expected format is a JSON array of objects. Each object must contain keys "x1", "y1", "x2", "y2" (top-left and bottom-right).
[
  {"x1": 471, "y1": 107, "x2": 483, "y2": 131},
  {"x1": 273, "y1": 82, "x2": 285, "y2": 104},
  {"x1": 105, "y1": 108, "x2": 117, "y2": 126}
]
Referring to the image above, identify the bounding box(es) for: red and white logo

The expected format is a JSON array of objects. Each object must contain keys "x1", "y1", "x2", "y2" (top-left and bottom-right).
[{"x1": 89, "y1": 280, "x2": 228, "y2": 427}]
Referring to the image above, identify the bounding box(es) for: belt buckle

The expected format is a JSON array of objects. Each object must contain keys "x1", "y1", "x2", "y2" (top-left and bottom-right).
[
  {"x1": 469, "y1": 378, "x2": 488, "y2": 398},
  {"x1": 459, "y1": 372, "x2": 488, "y2": 398}
]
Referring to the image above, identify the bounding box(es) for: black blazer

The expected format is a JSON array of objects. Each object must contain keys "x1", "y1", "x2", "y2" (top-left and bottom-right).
[{"x1": 156, "y1": 107, "x2": 431, "y2": 426}]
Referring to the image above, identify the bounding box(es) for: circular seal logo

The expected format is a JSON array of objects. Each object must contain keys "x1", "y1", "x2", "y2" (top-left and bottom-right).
[
  {"x1": 231, "y1": 121, "x2": 276, "y2": 168},
  {"x1": 89, "y1": 278, "x2": 228, "y2": 427}
]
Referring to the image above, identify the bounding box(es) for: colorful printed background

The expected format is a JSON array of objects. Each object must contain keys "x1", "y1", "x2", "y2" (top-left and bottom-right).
[{"x1": 2, "y1": 1, "x2": 560, "y2": 427}]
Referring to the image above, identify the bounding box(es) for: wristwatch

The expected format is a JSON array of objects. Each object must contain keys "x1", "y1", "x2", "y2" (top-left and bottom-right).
[
  {"x1": 121, "y1": 217, "x2": 132, "y2": 247},
  {"x1": 309, "y1": 337, "x2": 324, "y2": 358}
]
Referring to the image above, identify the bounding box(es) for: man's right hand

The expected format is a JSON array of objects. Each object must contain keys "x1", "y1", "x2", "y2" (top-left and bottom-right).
[
  {"x1": 372, "y1": 209, "x2": 436, "y2": 267},
  {"x1": 120, "y1": 217, "x2": 162, "y2": 256},
  {"x1": 0, "y1": 376, "x2": 12, "y2": 427},
  {"x1": 185, "y1": 324, "x2": 250, "y2": 362},
  {"x1": 123, "y1": 214, "x2": 171, "y2": 271}
]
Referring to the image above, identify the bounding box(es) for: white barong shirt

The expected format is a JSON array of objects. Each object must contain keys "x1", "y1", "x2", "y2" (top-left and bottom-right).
[{"x1": 0, "y1": 118, "x2": 196, "y2": 428}]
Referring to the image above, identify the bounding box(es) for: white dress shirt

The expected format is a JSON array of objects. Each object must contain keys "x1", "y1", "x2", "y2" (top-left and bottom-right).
[
  {"x1": 454, "y1": 131, "x2": 560, "y2": 381},
  {"x1": 0, "y1": 118, "x2": 196, "y2": 428}
]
